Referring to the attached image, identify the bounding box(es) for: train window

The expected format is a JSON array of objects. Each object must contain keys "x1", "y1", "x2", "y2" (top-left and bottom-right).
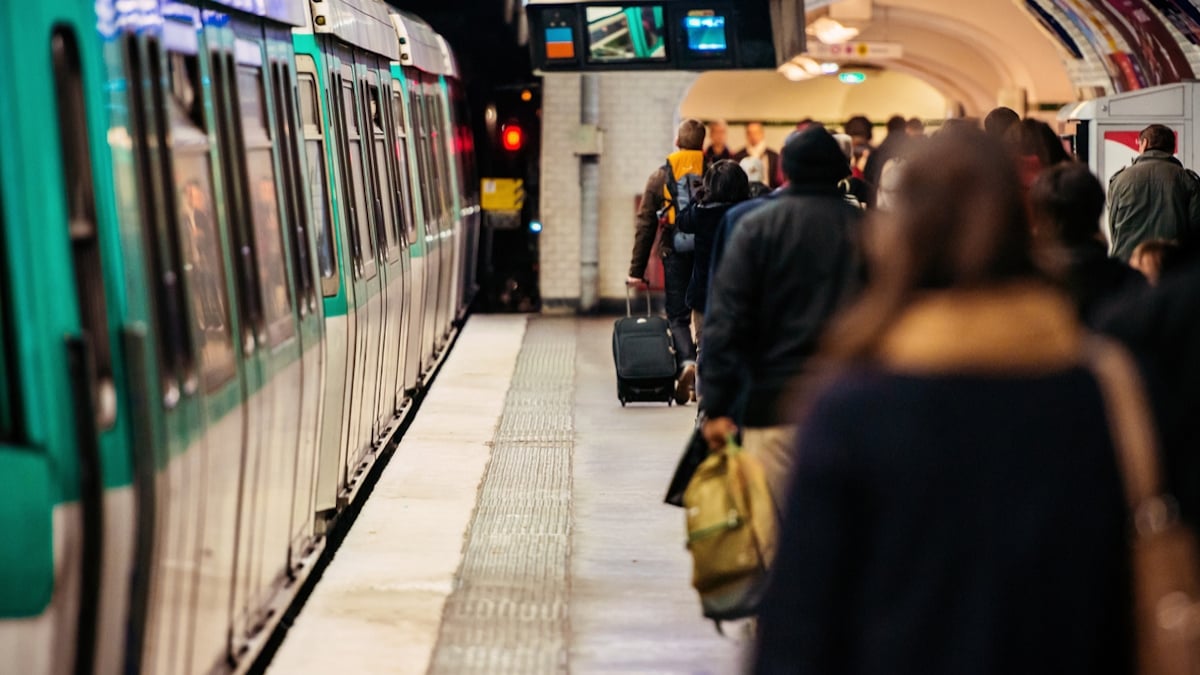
[
  {"x1": 51, "y1": 27, "x2": 117, "y2": 427},
  {"x1": 390, "y1": 89, "x2": 416, "y2": 244},
  {"x1": 296, "y1": 67, "x2": 339, "y2": 295},
  {"x1": 270, "y1": 62, "x2": 316, "y2": 315},
  {"x1": 238, "y1": 65, "x2": 294, "y2": 347},
  {"x1": 126, "y1": 34, "x2": 196, "y2": 404},
  {"x1": 410, "y1": 90, "x2": 434, "y2": 230},
  {"x1": 366, "y1": 81, "x2": 398, "y2": 257},
  {"x1": 167, "y1": 51, "x2": 236, "y2": 392},
  {"x1": 341, "y1": 78, "x2": 376, "y2": 277}
]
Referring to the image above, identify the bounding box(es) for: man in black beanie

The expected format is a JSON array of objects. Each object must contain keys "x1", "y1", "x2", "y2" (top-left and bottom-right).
[{"x1": 699, "y1": 126, "x2": 865, "y2": 515}]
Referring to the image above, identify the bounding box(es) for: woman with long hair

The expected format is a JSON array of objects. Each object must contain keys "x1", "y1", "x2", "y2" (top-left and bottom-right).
[{"x1": 754, "y1": 128, "x2": 1134, "y2": 674}]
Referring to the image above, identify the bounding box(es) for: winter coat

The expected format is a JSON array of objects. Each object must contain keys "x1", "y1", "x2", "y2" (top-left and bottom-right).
[
  {"x1": 1062, "y1": 238, "x2": 1147, "y2": 324},
  {"x1": 676, "y1": 200, "x2": 736, "y2": 312},
  {"x1": 1107, "y1": 149, "x2": 1200, "y2": 261},
  {"x1": 1098, "y1": 259, "x2": 1200, "y2": 531},
  {"x1": 755, "y1": 283, "x2": 1134, "y2": 675},
  {"x1": 700, "y1": 184, "x2": 862, "y2": 426}
]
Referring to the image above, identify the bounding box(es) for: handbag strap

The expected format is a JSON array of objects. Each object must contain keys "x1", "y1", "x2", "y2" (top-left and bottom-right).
[{"x1": 1084, "y1": 337, "x2": 1164, "y2": 517}]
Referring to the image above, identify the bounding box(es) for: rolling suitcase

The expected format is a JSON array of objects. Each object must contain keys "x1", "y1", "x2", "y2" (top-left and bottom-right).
[{"x1": 613, "y1": 285, "x2": 676, "y2": 406}]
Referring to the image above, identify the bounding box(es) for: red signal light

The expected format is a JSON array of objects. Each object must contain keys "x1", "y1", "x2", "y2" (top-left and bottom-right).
[{"x1": 502, "y1": 124, "x2": 524, "y2": 152}]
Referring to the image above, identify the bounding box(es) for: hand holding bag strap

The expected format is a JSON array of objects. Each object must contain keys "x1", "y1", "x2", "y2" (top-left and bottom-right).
[{"x1": 1085, "y1": 337, "x2": 1200, "y2": 675}]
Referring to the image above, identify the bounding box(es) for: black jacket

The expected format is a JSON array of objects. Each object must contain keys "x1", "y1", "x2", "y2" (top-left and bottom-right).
[
  {"x1": 699, "y1": 185, "x2": 862, "y2": 426},
  {"x1": 1098, "y1": 259, "x2": 1200, "y2": 531},
  {"x1": 676, "y1": 200, "x2": 736, "y2": 312},
  {"x1": 1063, "y1": 239, "x2": 1147, "y2": 324},
  {"x1": 756, "y1": 368, "x2": 1133, "y2": 674}
]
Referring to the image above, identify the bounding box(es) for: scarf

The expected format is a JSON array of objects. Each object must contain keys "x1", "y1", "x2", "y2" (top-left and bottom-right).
[{"x1": 877, "y1": 282, "x2": 1084, "y2": 375}]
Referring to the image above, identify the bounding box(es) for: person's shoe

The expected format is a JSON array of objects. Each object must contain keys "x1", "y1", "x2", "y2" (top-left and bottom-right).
[{"x1": 675, "y1": 363, "x2": 696, "y2": 405}]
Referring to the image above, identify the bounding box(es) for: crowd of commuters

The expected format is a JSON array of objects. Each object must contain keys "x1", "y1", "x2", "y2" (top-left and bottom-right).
[{"x1": 627, "y1": 109, "x2": 1200, "y2": 671}]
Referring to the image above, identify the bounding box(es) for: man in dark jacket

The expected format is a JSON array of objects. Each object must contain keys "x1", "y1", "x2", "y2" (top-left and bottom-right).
[
  {"x1": 1098, "y1": 258, "x2": 1200, "y2": 534},
  {"x1": 628, "y1": 119, "x2": 707, "y2": 403},
  {"x1": 700, "y1": 127, "x2": 863, "y2": 513},
  {"x1": 1108, "y1": 124, "x2": 1200, "y2": 261},
  {"x1": 862, "y1": 115, "x2": 908, "y2": 205},
  {"x1": 734, "y1": 122, "x2": 782, "y2": 189}
]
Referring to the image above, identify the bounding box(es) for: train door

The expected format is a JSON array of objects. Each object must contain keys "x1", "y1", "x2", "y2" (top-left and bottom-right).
[
  {"x1": 0, "y1": 4, "x2": 139, "y2": 672},
  {"x1": 363, "y1": 64, "x2": 406, "y2": 433},
  {"x1": 394, "y1": 68, "x2": 429, "y2": 392},
  {"x1": 334, "y1": 50, "x2": 379, "y2": 487},
  {"x1": 435, "y1": 77, "x2": 466, "y2": 322},
  {"x1": 426, "y1": 80, "x2": 453, "y2": 349},
  {"x1": 295, "y1": 45, "x2": 355, "y2": 520},
  {"x1": 390, "y1": 70, "x2": 422, "y2": 403},
  {"x1": 213, "y1": 19, "x2": 305, "y2": 653},
  {"x1": 123, "y1": 16, "x2": 233, "y2": 675},
  {"x1": 266, "y1": 28, "x2": 325, "y2": 567},
  {"x1": 408, "y1": 74, "x2": 442, "y2": 375}
]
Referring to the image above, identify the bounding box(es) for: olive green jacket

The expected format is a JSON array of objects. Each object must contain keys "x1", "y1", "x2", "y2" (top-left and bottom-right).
[{"x1": 1108, "y1": 150, "x2": 1200, "y2": 261}]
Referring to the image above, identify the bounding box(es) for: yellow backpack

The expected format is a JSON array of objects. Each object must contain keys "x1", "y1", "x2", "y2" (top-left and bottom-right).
[{"x1": 683, "y1": 438, "x2": 778, "y2": 622}]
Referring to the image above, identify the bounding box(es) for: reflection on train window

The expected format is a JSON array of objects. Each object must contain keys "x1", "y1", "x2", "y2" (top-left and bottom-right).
[
  {"x1": 239, "y1": 66, "x2": 294, "y2": 347},
  {"x1": 168, "y1": 54, "x2": 236, "y2": 392},
  {"x1": 297, "y1": 72, "x2": 338, "y2": 292},
  {"x1": 391, "y1": 90, "x2": 416, "y2": 243},
  {"x1": 171, "y1": 147, "x2": 236, "y2": 391}
]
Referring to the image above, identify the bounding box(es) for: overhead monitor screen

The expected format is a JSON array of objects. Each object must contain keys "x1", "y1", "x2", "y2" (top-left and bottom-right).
[
  {"x1": 585, "y1": 6, "x2": 667, "y2": 63},
  {"x1": 684, "y1": 14, "x2": 728, "y2": 53}
]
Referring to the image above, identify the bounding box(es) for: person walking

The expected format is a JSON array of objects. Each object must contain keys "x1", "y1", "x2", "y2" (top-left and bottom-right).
[
  {"x1": 676, "y1": 159, "x2": 751, "y2": 348},
  {"x1": 700, "y1": 127, "x2": 864, "y2": 516},
  {"x1": 862, "y1": 115, "x2": 909, "y2": 206},
  {"x1": 1108, "y1": 124, "x2": 1200, "y2": 261},
  {"x1": 704, "y1": 119, "x2": 733, "y2": 165},
  {"x1": 628, "y1": 119, "x2": 707, "y2": 404},
  {"x1": 754, "y1": 128, "x2": 1135, "y2": 674},
  {"x1": 1029, "y1": 162, "x2": 1146, "y2": 322},
  {"x1": 734, "y1": 121, "x2": 782, "y2": 188}
]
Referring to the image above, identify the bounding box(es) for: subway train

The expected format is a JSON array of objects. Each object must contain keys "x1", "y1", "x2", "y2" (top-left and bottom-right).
[{"x1": 0, "y1": 0, "x2": 479, "y2": 673}]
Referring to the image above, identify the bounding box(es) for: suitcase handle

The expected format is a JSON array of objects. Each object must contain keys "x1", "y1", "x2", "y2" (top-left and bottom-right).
[{"x1": 625, "y1": 283, "x2": 652, "y2": 317}]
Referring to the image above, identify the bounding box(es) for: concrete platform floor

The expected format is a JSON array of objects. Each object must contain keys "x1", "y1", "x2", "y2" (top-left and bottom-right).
[{"x1": 269, "y1": 316, "x2": 747, "y2": 674}]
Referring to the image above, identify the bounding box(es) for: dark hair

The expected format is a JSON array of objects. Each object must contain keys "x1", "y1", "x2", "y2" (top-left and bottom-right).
[
  {"x1": 906, "y1": 117, "x2": 925, "y2": 134},
  {"x1": 677, "y1": 119, "x2": 707, "y2": 150},
  {"x1": 1140, "y1": 124, "x2": 1176, "y2": 153},
  {"x1": 984, "y1": 107, "x2": 1021, "y2": 137},
  {"x1": 844, "y1": 115, "x2": 873, "y2": 139},
  {"x1": 748, "y1": 182, "x2": 772, "y2": 198},
  {"x1": 703, "y1": 159, "x2": 751, "y2": 204},
  {"x1": 886, "y1": 115, "x2": 906, "y2": 133},
  {"x1": 1006, "y1": 119, "x2": 1072, "y2": 167},
  {"x1": 825, "y1": 127, "x2": 1037, "y2": 361},
  {"x1": 1029, "y1": 163, "x2": 1104, "y2": 245}
]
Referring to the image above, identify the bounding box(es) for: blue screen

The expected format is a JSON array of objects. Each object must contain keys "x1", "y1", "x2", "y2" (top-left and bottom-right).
[{"x1": 685, "y1": 15, "x2": 727, "y2": 52}]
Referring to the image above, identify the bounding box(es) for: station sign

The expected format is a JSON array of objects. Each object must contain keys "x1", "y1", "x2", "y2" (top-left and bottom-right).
[
  {"x1": 525, "y1": 1, "x2": 787, "y2": 72},
  {"x1": 806, "y1": 41, "x2": 903, "y2": 61}
]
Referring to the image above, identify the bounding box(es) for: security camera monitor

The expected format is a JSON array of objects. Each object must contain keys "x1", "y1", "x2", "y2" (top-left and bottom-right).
[
  {"x1": 684, "y1": 13, "x2": 728, "y2": 54},
  {"x1": 585, "y1": 6, "x2": 668, "y2": 63}
]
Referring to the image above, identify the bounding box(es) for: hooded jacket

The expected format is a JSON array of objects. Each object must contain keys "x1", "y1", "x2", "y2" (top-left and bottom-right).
[
  {"x1": 700, "y1": 128, "x2": 862, "y2": 426},
  {"x1": 1108, "y1": 149, "x2": 1200, "y2": 261}
]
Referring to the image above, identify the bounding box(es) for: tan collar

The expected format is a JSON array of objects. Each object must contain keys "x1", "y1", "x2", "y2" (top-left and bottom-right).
[{"x1": 877, "y1": 282, "x2": 1083, "y2": 375}]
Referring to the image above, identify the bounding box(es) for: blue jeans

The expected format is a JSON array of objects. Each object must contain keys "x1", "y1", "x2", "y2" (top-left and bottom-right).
[{"x1": 663, "y1": 250, "x2": 696, "y2": 371}]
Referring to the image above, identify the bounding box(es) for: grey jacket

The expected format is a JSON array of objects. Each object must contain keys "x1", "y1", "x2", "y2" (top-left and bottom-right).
[{"x1": 1108, "y1": 149, "x2": 1200, "y2": 261}]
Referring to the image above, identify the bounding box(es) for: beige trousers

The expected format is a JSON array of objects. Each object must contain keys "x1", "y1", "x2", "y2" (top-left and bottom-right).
[
  {"x1": 691, "y1": 309, "x2": 704, "y2": 349},
  {"x1": 742, "y1": 425, "x2": 798, "y2": 520}
]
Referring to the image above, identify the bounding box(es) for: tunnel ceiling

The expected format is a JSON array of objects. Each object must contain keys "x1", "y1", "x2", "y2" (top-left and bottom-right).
[{"x1": 812, "y1": 0, "x2": 1200, "y2": 113}]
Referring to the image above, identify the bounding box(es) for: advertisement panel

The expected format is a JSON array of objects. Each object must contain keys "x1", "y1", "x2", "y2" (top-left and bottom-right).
[{"x1": 1090, "y1": 0, "x2": 1195, "y2": 85}]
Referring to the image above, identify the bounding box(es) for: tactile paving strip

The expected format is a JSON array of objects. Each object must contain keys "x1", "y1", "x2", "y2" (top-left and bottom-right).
[{"x1": 427, "y1": 319, "x2": 576, "y2": 675}]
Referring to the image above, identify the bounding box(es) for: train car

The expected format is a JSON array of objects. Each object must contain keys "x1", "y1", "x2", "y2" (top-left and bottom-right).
[{"x1": 0, "y1": 0, "x2": 477, "y2": 672}]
